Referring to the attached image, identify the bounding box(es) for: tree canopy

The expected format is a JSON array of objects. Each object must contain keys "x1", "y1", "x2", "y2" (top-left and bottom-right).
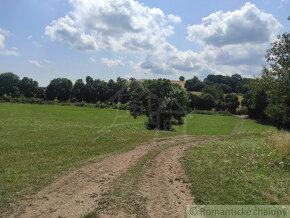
[{"x1": 129, "y1": 79, "x2": 189, "y2": 130}]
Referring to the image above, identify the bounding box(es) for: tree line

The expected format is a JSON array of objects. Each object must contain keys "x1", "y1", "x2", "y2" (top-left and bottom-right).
[
  {"x1": 0, "y1": 74, "x2": 131, "y2": 104},
  {"x1": 184, "y1": 74, "x2": 252, "y2": 94}
]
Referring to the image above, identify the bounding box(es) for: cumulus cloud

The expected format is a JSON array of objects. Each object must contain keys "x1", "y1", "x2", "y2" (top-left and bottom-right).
[
  {"x1": 101, "y1": 58, "x2": 124, "y2": 67},
  {"x1": 186, "y1": 2, "x2": 282, "y2": 75},
  {"x1": 0, "y1": 28, "x2": 19, "y2": 56},
  {"x1": 29, "y1": 60, "x2": 41, "y2": 67},
  {"x1": 168, "y1": 14, "x2": 181, "y2": 23},
  {"x1": 187, "y1": 2, "x2": 281, "y2": 46},
  {"x1": 45, "y1": 16, "x2": 98, "y2": 51},
  {"x1": 45, "y1": 0, "x2": 178, "y2": 53},
  {"x1": 45, "y1": 1, "x2": 282, "y2": 77}
]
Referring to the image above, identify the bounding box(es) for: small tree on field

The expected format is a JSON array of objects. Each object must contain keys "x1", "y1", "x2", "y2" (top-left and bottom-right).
[{"x1": 129, "y1": 79, "x2": 189, "y2": 130}]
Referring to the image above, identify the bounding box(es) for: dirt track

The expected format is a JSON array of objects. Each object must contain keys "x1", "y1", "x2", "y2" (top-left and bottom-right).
[
  {"x1": 8, "y1": 136, "x2": 202, "y2": 218},
  {"x1": 138, "y1": 142, "x2": 198, "y2": 218}
]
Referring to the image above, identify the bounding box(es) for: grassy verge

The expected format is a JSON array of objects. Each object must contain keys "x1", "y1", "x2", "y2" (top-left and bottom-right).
[{"x1": 184, "y1": 132, "x2": 290, "y2": 205}]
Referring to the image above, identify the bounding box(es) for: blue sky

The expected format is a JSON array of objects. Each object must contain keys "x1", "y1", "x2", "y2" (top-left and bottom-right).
[{"x1": 0, "y1": 0, "x2": 289, "y2": 86}]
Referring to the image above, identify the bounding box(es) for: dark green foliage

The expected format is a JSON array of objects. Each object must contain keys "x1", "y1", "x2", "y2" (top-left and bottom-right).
[
  {"x1": 242, "y1": 81, "x2": 268, "y2": 120},
  {"x1": 179, "y1": 76, "x2": 185, "y2": 81},
  {"x1": 19, "y1": 77, "x2": 38, "y2": 98},
  {"x1": 184, "y1": 76, "x2": 204, "y2": 91},
  {"x1": 35, "y1": 87, "x2": 46, "y2": 99},
  {"x1": 185, "y1": 74, "x2": 252, "y2": 94},
  {"x1": 72, "y1": 79, "x2": 85, "y2": 102},
  {"x1": 265, "y1": 104, "x2": 289, "y2": 128},
  {"x1": 45, "y1": 78, "x2": 73, "y2": 101},
  {"x1": 202, "y1": 84, "x2": 224, "y2": 100},
  {"x1": 191, "y1": 110, "x2": 232, "y2": 116},
  {"x1": 0, "y1": 72, "x2": 20, "y2": 97},
  {"x1": 244, "y1": 32, "x2": 289, "y2": 128},
  {"x1": 197, "y1": 94, "x2": 215, "y2": 111},
  {"x1": 224, "y1": 93, "x2": 240, "y2": 113},
  {"x1": 129, "y1": 79, "x2": 189, "y2": 130},
  {"x1": 188, "y1": 93, "x2": 215, "y2": 111}
]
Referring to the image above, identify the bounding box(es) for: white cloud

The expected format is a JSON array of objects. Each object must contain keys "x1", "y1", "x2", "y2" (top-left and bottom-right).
[
  {"x1": 43, "y1": 59, "x2": 53, "y2": 64},
  {"x1": 45, "y1": 15, "x2": 98, "y2": 51},
  {"x1": 0, "y1": 28, "x2": 19, "y2": 56},
  {"x1": 0, "y1": 33, "x2": 5, "y2": 49},
  {"x1": 45, "y1": 0, "x2": 178, "y2": 52},
  {"x1": 101, "y1": 58, "x2": 124, "y2": 67},
  {"x1": 187, "y1": 2, "x2": 281, "y2": 47},
  {"x1": 45, "y1": 1, "x2": 282, "y2": 78},
  {"x1": 29, "y1": 60, "x2": 41, "y2": 67},
  {"x1": 27, "y1": 35, "x2": 32, "y2": 40},
  {"x1": 168, "y1": 14, "x2": 181, "y2": 23},
  {"x1": 185, "y1": 2, "x2": 282, "y2": 76},
  {"x1": 90, "y1": 57, "x2": 96, "y2": 62}
]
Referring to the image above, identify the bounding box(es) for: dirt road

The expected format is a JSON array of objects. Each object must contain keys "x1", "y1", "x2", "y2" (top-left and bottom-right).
[{"x1": 8, "y1": 136, "x2": 207, "y2": 218}]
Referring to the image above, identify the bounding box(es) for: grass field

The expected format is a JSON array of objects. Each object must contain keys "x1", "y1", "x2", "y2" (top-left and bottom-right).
[
  {"x1": 0, "y1": 103, "x2": 277, "y2": 212},
  {"x1": 184, "y1": 133, "x2": 289, "y2": 205}
]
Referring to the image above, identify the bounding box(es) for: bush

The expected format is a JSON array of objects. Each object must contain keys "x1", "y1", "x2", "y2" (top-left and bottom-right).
[{"x1": 191, "y1": 110, "x2": 232, "y2": 116}]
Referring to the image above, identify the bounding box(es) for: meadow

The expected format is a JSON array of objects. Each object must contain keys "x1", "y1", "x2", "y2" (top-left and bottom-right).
[{"x1": 0, "y1": 103, "x2": 278, "y2": 213}]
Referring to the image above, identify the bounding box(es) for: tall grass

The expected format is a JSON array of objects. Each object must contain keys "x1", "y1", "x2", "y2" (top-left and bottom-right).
[{"x1": 265, "y1": 131, "x2": 290, "y2": 170}]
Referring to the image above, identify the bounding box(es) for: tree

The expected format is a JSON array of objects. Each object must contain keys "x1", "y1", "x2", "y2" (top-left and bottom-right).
[
  {"x1": 224, "y1": 93, "x2": 240, "y2": 113},
  {"x1": 197, "y1": 94, "x2": 215, "y2": 110},
  {"x1": 242, "y1": 80, "x2": 268, "y2": 120},
  {"x1": 115, "y1": 77, "x2": 129, "y2": 104},
  {"x1": 185, "y1": 76, "x2": 204, "y2": 91},
  {"x1": 83, "y1": 76, "x2": 96, "y2": 103},
  {"x1": 179, "y1": 76, "x2": 185, "y2": 81},
  {"x1": 262, "y1": 32, "x2": 290, "y2": 128},
  {"x1": 129, "y1": 79, "x2": 189, "y2": 130},
  {"x1": 188, "y1": 93, "x2": 199, "y2": 110},
  {"x1": 202, "y1": 84, "x2": 224, "y2": 100},
  {"x1": 0, "y1": 72, "x2": 20, "y2": 97},
  {"x1": 46, "y1": 78, "x2": 73, "y2": 101},
  {"x1": 19, "y1": 77, "x2": 38, "y2": 98},
  {"x1": 35, "y1": 87, "x2": 46, "y2": 99},
  {"x1": 72, "y1": 79, "x2": 85, "y2": 102}
]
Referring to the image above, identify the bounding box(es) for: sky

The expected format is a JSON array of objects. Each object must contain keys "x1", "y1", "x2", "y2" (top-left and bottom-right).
[{"x1": 0, "y1": 0, "x2": 289, "y2": 86}]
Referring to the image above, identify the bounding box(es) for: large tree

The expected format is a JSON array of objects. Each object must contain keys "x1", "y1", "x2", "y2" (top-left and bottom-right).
[
  {"x1": 0, "y1": 72, "x2": 20, "y2": 97},
  {"x1": 46, "y1": 78, "x2": 73, "y2": 101},
  {"x1": 262, "y1": 32, "x2": 290, "y2": 128},
  {"x1": 129, "y1": 79, "x2": 189, "y2": 130},
  {"x1": 19, "y1": 77, "x2": 38, "y2": 98},
  {"x1": 184, "y1": 76, "x2": 204, "y2": 91},
  {"x1": 72, "y1": 79, "x2": 85, "y2": 102}
]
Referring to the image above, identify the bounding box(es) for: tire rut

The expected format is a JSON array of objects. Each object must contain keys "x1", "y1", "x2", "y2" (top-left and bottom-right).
[
  {"x1": 7, "y1": 136, "x2": 195, "y2": 218},
  {"x1": 138, "y1": 141, "x2": 206, "y2": 218}
]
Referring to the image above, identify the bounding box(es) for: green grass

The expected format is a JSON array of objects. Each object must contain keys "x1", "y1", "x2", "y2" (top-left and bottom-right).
[
  {"x1": 0, "y1": 103, "x2": 275, "y2": 213},
  {"x1": 184, "y1": 134, "x2": 289, "y2": 205},
  {"x1": 176, "y1": 114, "x2": 241, "y2": 135}
]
